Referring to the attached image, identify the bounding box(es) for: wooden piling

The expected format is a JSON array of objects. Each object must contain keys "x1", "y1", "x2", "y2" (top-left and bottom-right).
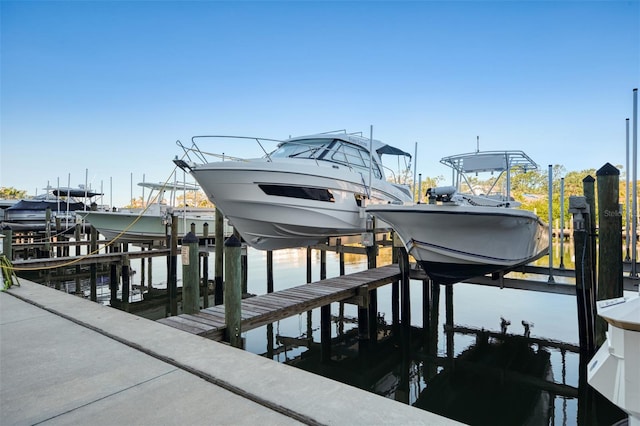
[
  {"x1": 122, "y1": 254, "x2": 130, "y2": 312},
  {"x1": 596, "y1": 164, "x2": 623, "y2": 346},
  {"x1": 44, "y1": 208, "x2": 51, "y2": 254},
  {"x1": 2, "y1": 226, "x2": 12, "y2": 261},
  {"x1": 201, "y1": 251, "x2": 209, "y2": 308},
  {"x1": 266, "y1": 250, "x2": 274, "y2": 293},
  {"x1": 214, "y1": 209, "x2": 224, "y2": 306},
  {"x1": 445, "y1": 284, "x2": 454, "y2": 359},
  {"x1": 55, "y1": 218, "x2": 62, "y2": 257},
  {"x1": 181, "y1": 231, "x2": 200, "y2": 314},
  {"x1": 366, "y1": 242, "x2": 378, "y2": 346},
  {"x1": 583, "y1": 176, "x2": 597, "y2": 290},
  {"x1": 224, "y1": 234, "x2": 242, "y2": 348},
  {"x1": 321, "y1": 304, "x2": 331, "y2": 362},
  {"x1": 399, "y1": 246, "x2": 411, "y2": 328},
  {"x1": 74, "y1": 224, "x2": 81, "y2": 295},
  {"x1": 306, "y1": 247, "x2": 312, "y2": 283},
  {"x1": 357, "y1": 285, "x2": 370, "y2": 355},
  {"x1": 391, "y1": 232, "x2": 401, "y2": 329},
  {"x1": 109, "y1": 262, "x2": 118, "y2": 306},
  {"x1": 90, "y1": 223, "x2": 98, "y2": 302},
  {"x1": 241, "y1": 235, "x2": 248, "y2": 295},
  {"x1": 169, "y1": 214, "x2": 178, "y2": 316}
]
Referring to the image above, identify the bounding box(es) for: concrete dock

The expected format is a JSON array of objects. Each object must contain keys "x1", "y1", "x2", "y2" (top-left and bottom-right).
[{"x1": 0, "y1": 279, "x2": 459, "y2": 425}]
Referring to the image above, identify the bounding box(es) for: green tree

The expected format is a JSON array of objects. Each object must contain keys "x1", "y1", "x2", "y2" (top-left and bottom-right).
[{"x1": 0, "y1": 187, "x2": 27, "y2": 199}]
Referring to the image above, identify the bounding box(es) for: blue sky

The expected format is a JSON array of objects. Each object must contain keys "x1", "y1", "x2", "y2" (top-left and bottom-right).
[{"x1": 1, "y1": 0, "x2": 638, "y2": 206}]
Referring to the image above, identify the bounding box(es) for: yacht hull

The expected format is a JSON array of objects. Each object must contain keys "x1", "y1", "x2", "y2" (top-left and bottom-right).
[
  {"x1": 367, "y1": 204, "x2": 549, "y2": 284},
  {"x1": 190, "y1": 161, "x2": 409, "y2": 250}
]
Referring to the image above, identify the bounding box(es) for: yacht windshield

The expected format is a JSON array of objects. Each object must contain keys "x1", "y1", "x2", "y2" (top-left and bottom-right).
[
  {"x1": 270, "y1": 139, "x2": 330, "y2": 159},
  {"x1": 270, "y1": 138, "x2": 383, "y2": 179}
]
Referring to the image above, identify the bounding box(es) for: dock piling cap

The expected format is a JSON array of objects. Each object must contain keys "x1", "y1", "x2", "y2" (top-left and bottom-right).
[
  {"x1": 597, "y1": 296, "x2": 640, "y2": 332},
  {"x1": 596, "y1": 163, "x2": 620, "y2": 176},
  {"x1": 182, "y1": 231, "x2": 198, "y2": 244},
  {"x1": 225, "y1": 234, "x2": 241, "y2": 247}
]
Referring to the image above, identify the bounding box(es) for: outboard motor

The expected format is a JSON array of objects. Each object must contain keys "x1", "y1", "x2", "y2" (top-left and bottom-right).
[{"x1": 426, "y1": 186, "x2": 457, "y2": 203}]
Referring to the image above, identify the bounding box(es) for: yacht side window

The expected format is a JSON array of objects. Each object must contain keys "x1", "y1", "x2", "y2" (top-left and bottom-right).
[{"x1": 333, "y1": 143, "x2": 382, "y2": 179}]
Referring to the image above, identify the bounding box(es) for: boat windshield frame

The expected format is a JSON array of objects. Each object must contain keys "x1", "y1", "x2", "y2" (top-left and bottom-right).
[
  {"x1": 268, "y1": 138, "x2": 384, "y2": 180},
  {"x1": 440, "y1": 150, "x2": 539, "y2": 200}
]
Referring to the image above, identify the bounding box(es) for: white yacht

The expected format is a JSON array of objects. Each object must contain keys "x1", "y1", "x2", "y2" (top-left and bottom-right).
[
  {"x1": 367, "y1": 150, "x2": 549, "y2": 284},
  {"x1": 174, "y1": 131, "x2": 414, "y2": 250}
]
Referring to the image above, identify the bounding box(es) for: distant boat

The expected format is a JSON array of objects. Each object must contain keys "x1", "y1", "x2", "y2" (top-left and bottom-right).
[
  {"x1": 367, "y1": 150, "x2": 548, "y2": 284},
  {"x1": 2, "y1": 186, "x2": 101, "y2": 233},
  {"x1": 174, "y1": 130, "x2": 414, "y2": 250},
  {"x1": 80, "y1": 181, "x2": 229, "y2": 242}
]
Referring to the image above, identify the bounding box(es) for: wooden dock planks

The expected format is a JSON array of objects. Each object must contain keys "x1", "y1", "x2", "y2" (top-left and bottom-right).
[{"x1": 158, "y1": 264, "x2": 401, "y2": 341}]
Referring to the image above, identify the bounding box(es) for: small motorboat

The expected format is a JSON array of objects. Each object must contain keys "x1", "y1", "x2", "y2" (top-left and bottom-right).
[{"x1": 367, "y1": 149, "x2": 548, "y2": 284}]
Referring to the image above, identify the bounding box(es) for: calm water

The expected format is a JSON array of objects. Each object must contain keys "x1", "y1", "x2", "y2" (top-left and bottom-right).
[{"x1": 26, "y1": 241, "x2": 632, "y2": 425}]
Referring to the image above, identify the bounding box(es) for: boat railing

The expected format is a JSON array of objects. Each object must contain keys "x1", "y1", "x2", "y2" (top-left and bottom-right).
[
  {"x1": 176, "y1": 136, "x2": 285, "y2": 165},
  {"x1": 176, "y1": 134, "x2": 410, "y2": 186}
]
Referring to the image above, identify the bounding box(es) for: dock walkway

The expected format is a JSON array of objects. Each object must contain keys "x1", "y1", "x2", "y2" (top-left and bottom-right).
[
  {"x1": 1, "y1": 279, "x2": 458, "y2": 425},
  {"x1": 158, "y1": 264, "x2": 401, "y2": 340}
]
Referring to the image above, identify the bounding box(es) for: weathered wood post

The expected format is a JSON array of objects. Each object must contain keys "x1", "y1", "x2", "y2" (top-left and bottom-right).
[
  {"x1": 214, "y1": 209, "x2": 224, "y2": 306},
  {"x1": 596, "y1": 163, "x2": 623, "y2": 346},
  {"x1": 90, "y1": 214, "x2": 98, "y2": 302},
  {"x1": 583, "y1": 176, "x2": 597, "y2": 291},
  {"x1": 201, "y1": 251, "x2": 209, "y2": 308},
  {"x1": 569, "y1": 195, "x2": 596, "y2": 357},
  {"x1": 181, "y1": 231, "x2": 200, "y2": 314},
  {"x1": 445, "y1": 284, "x2": 454, "y2": 359},
  {"x1": 266, "y1": 248, "x2": 274, "y2": 359},
  {"x1": 55, "y1": 217, "x2": 63, "y2": 257},
  {"x1": 224, "y1": 234, "x2": 242, "y2": 348},
  {"x1": 422, "y1": 278, "x2": 431, "y2": 343},
  {"x1": 122, "y1": 254, "x2": 130, "y2": 312},
  {"x1": 266, "y1": 250, "x2": 274, "y2": 293},
  {"x1": 169, "y1": 213, "x2": 178, "y2": 316},
  {"x1": 147, "y1": 243, "x2": 153, "y2": 290},
  {"x1": 241, "y1": 235, "x2": 248, "y2": 296},
  {"x1": 399, "y1": 245, "x2": 411, "y2": 330},
  {"x1": 397, "y1": 244, "x2": 412, "y2": 405},
  {"x1": 202, "y1": 222, "x2": 209, "y2": 308},
  {"x1": 110, "y1": 262, "x2": 118, "y2": 307},
  {"x1": 140, "y1": 246, "x2": 146, "y2": 292},
  {"x1": 391, "y1": 232, "x2": 401, "y2": 329},
  {"x1": 306, "y1": 246, "x2": 312, "y2": 283},
  {"x1": 337, "y1": 238, "x2": 345, "y2": 337},
  {"x1": 306, "y1": 246, "x2": 313, "y2": 342},
  {"x1": 366, "y1": 236, "x2": 378, "y2": 347},
  {"x1": 74, "y1": 223, "x2": 82, "y2": 294},
  {"x1": 319, "y1": 247, "x2": 328, "y2": 356},
  {"x1": 2, "y1": 226, "x2": 13, "y2": 261},
  {"x1": 44, "y1": 208, "x2": 51, "y2": 255}
]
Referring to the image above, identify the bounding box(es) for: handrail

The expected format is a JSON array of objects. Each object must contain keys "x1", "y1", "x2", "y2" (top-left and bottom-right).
[{"x1": 175, "y1": 134, "x2": 412, "y2": 185}]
